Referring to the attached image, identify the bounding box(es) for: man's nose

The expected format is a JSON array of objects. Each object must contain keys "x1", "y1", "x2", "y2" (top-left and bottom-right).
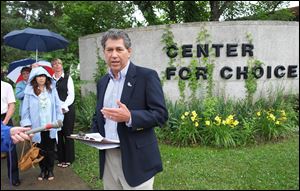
[{"x1": 111, "y1": 50, "x2": 118, "y2": 57}]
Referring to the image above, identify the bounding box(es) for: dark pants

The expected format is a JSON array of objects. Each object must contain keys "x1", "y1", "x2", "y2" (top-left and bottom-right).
[
  {"x1": 1, "y1": 114, "x2": 19, "y2": 182},
  {"x1": 38, "y1": 131, "x2": 56, "y2": 173},
  {"x1": 57, "y1": 105, "x2": 75, "y2": 163}
]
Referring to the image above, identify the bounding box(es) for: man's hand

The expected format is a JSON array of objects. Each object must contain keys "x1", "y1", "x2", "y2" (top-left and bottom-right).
[
  {"x1": 31, "y1": 63, "x2": 39, "y2": 68},
  {"x1": 10, "y1": 127, "x2": 33, "y2": 144},
  {"x1": 101, "y1": 100, "x2": 131, "y2": 123}
]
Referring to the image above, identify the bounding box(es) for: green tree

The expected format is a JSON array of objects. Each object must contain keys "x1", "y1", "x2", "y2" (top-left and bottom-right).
[
  {"x1": 131, "y1": 1, "x2": 294, "y2": 24},
  {"x1": 223, "y1": 1, "x2": 294, "y2": 21},
  {"x1": 1, "y1": 1, "x2": 137, "y2": 72}
]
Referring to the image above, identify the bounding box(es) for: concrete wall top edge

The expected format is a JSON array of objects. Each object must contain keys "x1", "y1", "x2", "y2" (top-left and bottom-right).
[{"x1": 78, "y1": 21, "x2": 299, "y2": 40}]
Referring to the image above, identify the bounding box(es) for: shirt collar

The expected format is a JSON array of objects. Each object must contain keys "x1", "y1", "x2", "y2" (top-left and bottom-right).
[
  {"x1": 52, "y1": 72, "x2": 65, "y2": 81},
  {"x1": 108, "y1": 61, "x2": 130, "y2": 80}
]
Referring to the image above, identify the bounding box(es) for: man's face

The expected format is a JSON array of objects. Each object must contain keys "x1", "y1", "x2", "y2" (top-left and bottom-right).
[
  {"x1": 52, "y1": 61, "x2": 63, "y2": 73},
  {"x1": 21, "y1": 71, "x2": 30, "y2": 81},
  {"x1": 104, "y1": 38, "x2": 131, "y2": 76}
]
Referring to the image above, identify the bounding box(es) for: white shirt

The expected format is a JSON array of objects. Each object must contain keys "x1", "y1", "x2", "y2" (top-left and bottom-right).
[
  {"x1": 38, "y1": 89, "x2": 52, "y2": 127},
  {"x1": 103, "y1": 62, "x2": 130, "y2": 141},
  {"x1": 52, "y1": 72, "x2": 75, "y2": 112},
  {"x1": 1, "y1": 81, "x2": 16, "y2": 114}
]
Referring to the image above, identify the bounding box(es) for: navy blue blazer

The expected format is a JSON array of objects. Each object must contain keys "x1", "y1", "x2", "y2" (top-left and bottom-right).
[{"x1": 91, "y1": 62, "x2": 168, "y2": 187}]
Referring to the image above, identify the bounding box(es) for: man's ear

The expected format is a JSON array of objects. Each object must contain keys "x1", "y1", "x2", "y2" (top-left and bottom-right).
[{"x1": 128, "y1": 48, "x2": 132, "y2": 56}]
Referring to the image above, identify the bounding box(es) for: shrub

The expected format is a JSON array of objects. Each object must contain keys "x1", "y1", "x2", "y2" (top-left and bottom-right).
[
  {"x1": 75, "y1": 92, "x2": 97, "y2": 132},
  {"x1": 172, "y1": 111, "x2": 201, "y2": 146},
  {"x1": 201, "y1": 114, "x2": 240, "y2": 148},
  {"x1": 157, "y1": 92, "x2": 298, "y2": 148},
  {"x1": 252, "y1": 109, "x2": 294, "y2": 141}
]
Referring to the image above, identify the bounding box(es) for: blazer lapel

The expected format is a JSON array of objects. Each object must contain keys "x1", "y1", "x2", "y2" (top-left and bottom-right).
[{"x1": 121, "y1": 63, "x2": 136, "y2": 106}]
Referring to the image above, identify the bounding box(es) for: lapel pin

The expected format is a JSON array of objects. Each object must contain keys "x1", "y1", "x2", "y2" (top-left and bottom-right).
[{"x1": 127, "y1": 82, "x2": 132, "y2": 87}]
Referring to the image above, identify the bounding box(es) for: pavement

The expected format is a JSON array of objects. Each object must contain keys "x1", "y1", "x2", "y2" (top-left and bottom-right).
[{"x1": 1, "y1": 143, "x2": 91, "y2": 190}]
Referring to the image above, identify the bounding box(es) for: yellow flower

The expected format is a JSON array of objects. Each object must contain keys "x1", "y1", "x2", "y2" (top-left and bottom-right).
[
  {"x1": 222, "y1": 120, "x2": 226, "y2": 125},
  {"x1": 191, "y1": 116, "x2": 196, "y2": 122},
  {"x1": 184, "y1": 112, "x2": 189, "y2": 116},
  {"x1": 232, "y1": 120, "x2": 239, "y2": 126},
  {"x1": 205, "y1": 120, "x2": 211, "y2": 126},
  {"x1": 181, "y1": 115, "x2": 185, "y2": 120},
  {"x1": 280, "y1": 110, "x2": 286, "y2": 117},
  {"x1": 268, "y1": 113, "x2": 276, "y2": 121},
  {"x1": 279, "y1": 117, "x2": 287, "y2": 121},
  {"x1": 275, "y1": 121, "x2": 280, "y2": 125},
  {"x1": 227, "y1": 115, "x2": 234, "y2": 120},
  {"x1": 192, "y1": 111, "x2": 197, "y2": 117},
  {"x1": 256, "y1": 111, "x2": 261, "y2": 116},
  {"x1": 215, "y1": 116, "x2": 221, "y2": 123},
  {"x1": 195, "y1": 122, "x2": 199, "y2": 127},
  {"x1": 225, "y1": 118, "x2": 232, "y2": 125}
]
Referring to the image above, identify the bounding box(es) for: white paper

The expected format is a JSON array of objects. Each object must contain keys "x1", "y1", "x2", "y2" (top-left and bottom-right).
[
  {"x1": 84, "y1": 133, "x2": 120, "y2": 144},
  {"x1": 69, "y1": 133, "x2": 120, "y2": 150}
]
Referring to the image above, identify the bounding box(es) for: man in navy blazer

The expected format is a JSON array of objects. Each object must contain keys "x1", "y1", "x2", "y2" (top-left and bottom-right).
[{"x1": 91, "y1": 29, "x2": 168, "y2": 189}]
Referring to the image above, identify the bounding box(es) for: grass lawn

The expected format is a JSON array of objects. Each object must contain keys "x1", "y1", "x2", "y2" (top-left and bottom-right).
[{"x1": 72, "y1": 135, "x2": 299, "y2": 190}]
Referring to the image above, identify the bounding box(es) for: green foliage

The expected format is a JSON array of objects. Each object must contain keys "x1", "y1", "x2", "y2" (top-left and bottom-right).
[
  {"x1": 155, "y1": 99, "x2": 185, "y2": 143},
  {"x1": 173, "y1": 111, "x2": 201, "y2": 146},
  {"x1": 60, "y1": 1, "x2": 135, "y2": 35},
  {"x1": 75, "y1": 92, "x2": 97, "y2": 132},
  {"x1": 161, "y1": 25, "x2": 177, "y2": 63},
  {"x1": 187, "y1": 58, "x2": 199, "y2": 101},
  {"x1": 202, "y1": 97, "x2": 218, "y2": 118},
  {"x1": 134, "y1": 1, "x2": 294, "y2": 24},
  {"x1": 181, "y1": 1, "x2": 210, "y2": 22},
  {"x1": 158, "y1": 91, "x2": 299, "y2": 148},
  {"x1": 201, "y1": 114, "x2": 240, "y2": 148},
  {"x1": 244, "y1": 32, "x2": 264, "y2": 104},
  {"x1": 196, "y1": 27, "x2": 215, "y2": 98},
  {"x1": 93, "y1": 46, "x2": 107, "y2": 83},
  {"x1": 251, "y1": 109, "x2": 290, "y2": 141},
  {"x1": 245, "y1": 58, "x2": 263, "y2": 104},
  {"x1": 250, "y1": 93, "x2": 299, "y2": 141},
  {"x1": 177, "y1": 79, "x2": 186, "y2": 102},
  {"x1": 160, "y1": 25, "x2": 177, "y2": 86},
  {"x1": 223, "y1": 1, "x2": 294, "y2": 21},
  {"x1": 267, "y1": 8, "x2": 296, "y2": 21},
  {"x1": 93, "y1": 57, "x2": 107, "y2": 83}
]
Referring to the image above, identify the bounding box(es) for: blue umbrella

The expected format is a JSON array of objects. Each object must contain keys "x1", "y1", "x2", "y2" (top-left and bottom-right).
[
  {"x1": 7, "y1": 58, "x2": 54, "y2": 83},
  {"x1": 3, "y1": 28, "x2": 69, "y2": 61}
]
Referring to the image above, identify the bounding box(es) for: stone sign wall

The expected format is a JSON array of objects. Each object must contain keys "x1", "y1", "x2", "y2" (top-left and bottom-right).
[{"x1": 79, "y1": 21, "x2": 299, "y2": 101}]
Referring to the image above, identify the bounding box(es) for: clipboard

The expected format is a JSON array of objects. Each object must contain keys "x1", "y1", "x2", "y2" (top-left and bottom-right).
[{"x1": 67, "y1": 133, "x2": 120, "y2": 150}]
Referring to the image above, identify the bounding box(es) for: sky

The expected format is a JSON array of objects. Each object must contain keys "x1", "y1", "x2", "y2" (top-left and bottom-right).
[{"x1": 289, "y1": 1, "x2": 299, "y2": 7}]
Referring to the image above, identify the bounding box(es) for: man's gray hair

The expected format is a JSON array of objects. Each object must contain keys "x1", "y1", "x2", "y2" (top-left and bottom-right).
[{"x1": 101, "y1": 29, "x2": 131, "y2": 49}]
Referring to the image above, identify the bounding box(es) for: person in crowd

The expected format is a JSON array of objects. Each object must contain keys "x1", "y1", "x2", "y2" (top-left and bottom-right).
[
  {"x1": 15, "y1": 66, "x2": 31, "y2": 116},
  {"x1": 1, "y1": 122, "x2": 32, "y2": 151},
  {"x1": 1, "y1": 78, "x2": 21, "y2": 186},
  {"x1": 51, "y1": 58, "x2": 75, "y2": 168},
  {"x1": 20, "y1": 66, "x2": 64, "y2": 181},
  {"x1": 91, "y1": 29, "x2": 168, "y2": 189}
]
